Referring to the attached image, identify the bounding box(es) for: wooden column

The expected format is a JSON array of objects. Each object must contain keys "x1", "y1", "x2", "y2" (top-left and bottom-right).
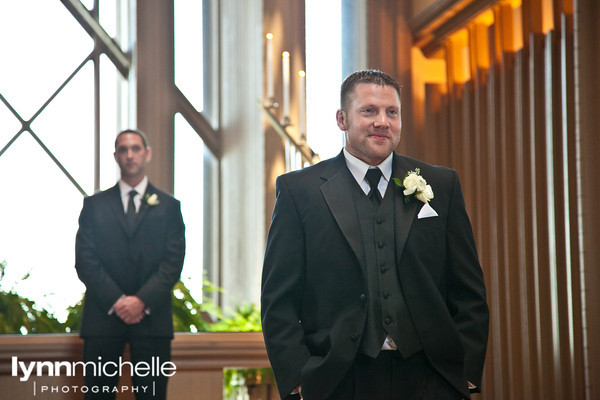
[{"x1": 136, "y1": 0, "x2": 176, "y2": 192}]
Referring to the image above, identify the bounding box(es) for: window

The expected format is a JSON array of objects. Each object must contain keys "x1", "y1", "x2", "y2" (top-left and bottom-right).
[
  {"x1": 305, "y1": 0, "x2": 366, "y2": 159},
  {"x1": 0, "y1": 0, "x2": 132, "y2": 321},
  {"x1": 174, "y1": 114, "x2": 219, "y2": 303},
  {"x1": 175, "y1": 0, "x2": 204, "y2": 112},
  {"x1": 173, "y1": 0, "x2": 219, "y2": 303},
  {"x1": 305, "y1": 0, "x2": 343, "y2": 160}
]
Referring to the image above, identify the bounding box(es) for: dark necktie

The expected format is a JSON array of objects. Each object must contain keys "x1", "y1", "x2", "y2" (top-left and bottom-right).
[
  {"x1": 126, "y1": 190, "x2": 138, "y2": 232},
  {"x1": 365, "y1": 168, "x2": 383, "y2": 205}
]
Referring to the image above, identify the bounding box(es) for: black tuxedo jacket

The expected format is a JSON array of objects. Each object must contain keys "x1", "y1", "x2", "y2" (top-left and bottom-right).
[
  {"x1": 75, "y1": 183, "x2": 185, "y2": 338},
  {"x1": 261, "y1": 152, "x2": 489, "y2": 400}
]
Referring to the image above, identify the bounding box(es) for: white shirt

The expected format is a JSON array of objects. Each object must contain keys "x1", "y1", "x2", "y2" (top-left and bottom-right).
[
  {"x1": 343, "y1": 148, "x2": 393, "y2": 198},
  {"x1": 118, "y1": 176, "x2": 149, "y2": 214}
]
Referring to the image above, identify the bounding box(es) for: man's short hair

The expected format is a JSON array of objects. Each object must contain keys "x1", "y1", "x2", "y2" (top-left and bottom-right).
[
  {"x1": 340, "y1": 69, "x2": 402, "y2": 111},
  {"x1": 114, "y1": 129, "x2": 150, "y2": 149}
]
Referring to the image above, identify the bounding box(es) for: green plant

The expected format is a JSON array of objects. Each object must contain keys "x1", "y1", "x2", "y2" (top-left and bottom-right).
[
  {"x1": 172, "y1": 278, "x2": 262, "y2": 333},
  {"x1": 223, "y1": 367, "x2": 275, "y2": 400},
  {"x1": 0, "y1": 260, "x2": 66, "y2": 334}
]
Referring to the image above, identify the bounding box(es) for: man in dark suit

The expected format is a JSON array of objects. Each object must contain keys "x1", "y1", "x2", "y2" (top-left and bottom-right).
[
  {"x1": 261, "y1": 70, "x2": 488, "y2": 400},
  {"x1": 75, "y1": 129, "x2": 185, "y2": 400}
]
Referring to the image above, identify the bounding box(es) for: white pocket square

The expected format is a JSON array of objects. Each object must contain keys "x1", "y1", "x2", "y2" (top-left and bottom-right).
[{"x1": 418, "y1": 203, "x2": 439, "y2": 219}]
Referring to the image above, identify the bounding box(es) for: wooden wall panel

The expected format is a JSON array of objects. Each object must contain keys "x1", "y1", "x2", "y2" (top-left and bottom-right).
[
  {"x1": 574, "y1": 0, "x2": 600, "y2": 398},
  {"x1": 367, "y1": 0, "x2": 600, "y2": 398},
  {"x1": 383, "y1": 1, "x2": 597, "y2": 398}
]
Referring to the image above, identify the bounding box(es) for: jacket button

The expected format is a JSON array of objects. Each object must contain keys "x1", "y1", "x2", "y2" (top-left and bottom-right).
[
  {"x1": 385, "y1": 318, "x2": 392, "y2": 325},
  {"x1": 360, "y1": 294, "x2": 367, "y2": 302},
  {"x1": 351, "y1": 333, "x2": 360, "y2": 341},
  {"x1": 383, "y1": 291, "x2": 390, "y2": 299}
]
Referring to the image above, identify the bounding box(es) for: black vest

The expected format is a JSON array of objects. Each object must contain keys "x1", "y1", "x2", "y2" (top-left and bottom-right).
[{"x1": 352, "y1": 178, "x2": 422, "y2": 358}]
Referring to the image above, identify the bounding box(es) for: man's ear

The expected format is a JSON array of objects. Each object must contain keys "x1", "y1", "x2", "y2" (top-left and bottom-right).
[
  {"x1": 336, "y1": 109, "x2": 347, "y2": 131},
  {"x1": 145, "y1": 146, "x2": 152, "y2": 163}
]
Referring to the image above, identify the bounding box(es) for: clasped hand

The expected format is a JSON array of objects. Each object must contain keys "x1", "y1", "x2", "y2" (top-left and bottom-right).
[{"x1": 114, "y1": 296, "x2": 146, "y2": 324}]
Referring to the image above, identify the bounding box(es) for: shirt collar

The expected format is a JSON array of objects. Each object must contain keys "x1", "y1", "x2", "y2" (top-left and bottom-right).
[
  {"x1": 118, "y1": 176, "x2": 149, "y2": 197},
  {"x1": 343, "y1": 148, "x2": 393, "y2": 185}
]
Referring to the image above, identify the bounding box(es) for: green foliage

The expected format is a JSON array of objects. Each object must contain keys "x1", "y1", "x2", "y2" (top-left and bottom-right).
[
  {"x1": 64, "y1": 298, "x2": 84, "y2": 333},
  {"x1": 171, "y1": 278, "x2": 222, "y2": 332},
  {"x1": 207, "y1": 302, "x2": 262, "y2": 332},
  {"x1": 0, "y1": 260, "x2": 261, "y2": 335},
  {"x1": 223, "y1": 367, "x2": 275, "y2": 399},
  {"x1": 0, "y1": 260, "x2": 66, "y2": 334},
  {"x1": 172, "y1": 279, "x2": 262, "y2": 333}
]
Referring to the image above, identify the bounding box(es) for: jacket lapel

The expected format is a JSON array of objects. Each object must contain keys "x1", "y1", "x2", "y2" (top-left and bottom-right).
[
  {"x1": 393, "y1": 155, "x2": 420, "y2": 263},
  {"x1": 319, "y1": 153, "x2": 423, "y2": 273},
  {"x1": 320, "y1": 153, "x2": 365, "y2": 270},
  {"x1": 106, "y1": 182, "x2": 158, "y2": 237},
  {"x1": 105, "y1": 185, "x2": 130, "y2": 235},
  {"x1": 130, "y1": 182, "x2": 157, "y2": 236}
]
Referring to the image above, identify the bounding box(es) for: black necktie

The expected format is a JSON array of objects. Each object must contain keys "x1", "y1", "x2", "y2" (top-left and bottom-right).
[
  {"x1": 126, "y1": 190, "x2": 138, "y2": 232},
  {"x1": 365, "y1": 168, "x2": 383, "y2": 205}
]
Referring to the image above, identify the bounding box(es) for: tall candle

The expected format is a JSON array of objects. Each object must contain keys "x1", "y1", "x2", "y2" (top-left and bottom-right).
[
  {"x1": 298, "y1": 70, "x2": 306, "y2": 138},
  {"x1": 282, "y1": 51, "x2": 290, "y2": 122},
  {"x1": 266, "y1": 33, "x2": 274, "y2": 100}
]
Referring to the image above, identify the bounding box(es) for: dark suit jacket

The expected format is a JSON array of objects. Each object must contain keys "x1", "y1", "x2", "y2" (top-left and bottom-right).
[
  {"x1": 75, "y1": 183, "x2": 185, "y2": 338},
  {"x1": 261, "y1": 152, "x2": 489, "y2": 400}
]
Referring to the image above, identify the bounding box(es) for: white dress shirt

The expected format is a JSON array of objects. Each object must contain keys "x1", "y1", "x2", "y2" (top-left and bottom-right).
[
  {"x1": 118, "y1": 176, "x2": 149, "y2": 214},
  {"x1": 343, "y1": 148, "x2": 392, "y2": 199}
]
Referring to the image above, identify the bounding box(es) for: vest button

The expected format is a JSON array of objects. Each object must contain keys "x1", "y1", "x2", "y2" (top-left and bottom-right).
[
  {"x1": 385, "y1": 318, "x2": 392, "y2": 325},
  {"x1": 376, "y1": 218, "x2": 384, "y2": 224},
  {"x1": 351, "y1": 332, "x2": 360, "y2": 341},
  {"x1": 377, "y1": 241, "x2": 385, "y2": 248},
  {"x1": 383, "y1": 291, "x2": 390, "y2": 299}
]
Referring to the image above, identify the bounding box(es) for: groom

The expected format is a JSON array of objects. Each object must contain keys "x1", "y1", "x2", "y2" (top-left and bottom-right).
[
  {"x1": 261, "y1": 70, "x2": 489, "y2": 400},
  {"x1": 75, "y1": 129, "x2": 185, "y2": 399}
]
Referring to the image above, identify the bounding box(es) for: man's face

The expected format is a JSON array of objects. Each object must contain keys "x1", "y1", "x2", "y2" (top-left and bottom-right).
[
  {"x1": 114, "y1": 133, "x2": 151, "y2": 182},
  {"x1": 336, "y1": 83, "x2": 402, "y2": 166}
]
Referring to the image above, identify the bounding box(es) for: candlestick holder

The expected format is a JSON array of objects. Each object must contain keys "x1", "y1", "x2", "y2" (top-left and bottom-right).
[
  {"x1": 280, "y1": 116, "x2": 291, "y2": 127},
  {"x1": 263, "y1": 97, "x2": 278, "y2": 109}
]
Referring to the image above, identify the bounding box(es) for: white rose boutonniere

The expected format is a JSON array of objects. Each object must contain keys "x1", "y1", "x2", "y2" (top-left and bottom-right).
[
  {"x1": 393, "y1": 168, "x2": 434, "y2": 204},
  {"x1": 145, "y1": 193, "x2": 160, "y2": 206}
]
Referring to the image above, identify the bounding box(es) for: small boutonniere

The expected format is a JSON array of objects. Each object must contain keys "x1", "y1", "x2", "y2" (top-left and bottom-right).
[
  {"x1": 393, "y1": 168, "x2": 434, "y2": 204},
  {"x1": 144, "y1": 193, "x2": 160, "y2": 206}
]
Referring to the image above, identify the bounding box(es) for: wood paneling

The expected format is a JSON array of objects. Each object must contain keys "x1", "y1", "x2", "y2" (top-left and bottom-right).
[{"x1": 369, "y1": 0, "x2": 599, "y2": 398}]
